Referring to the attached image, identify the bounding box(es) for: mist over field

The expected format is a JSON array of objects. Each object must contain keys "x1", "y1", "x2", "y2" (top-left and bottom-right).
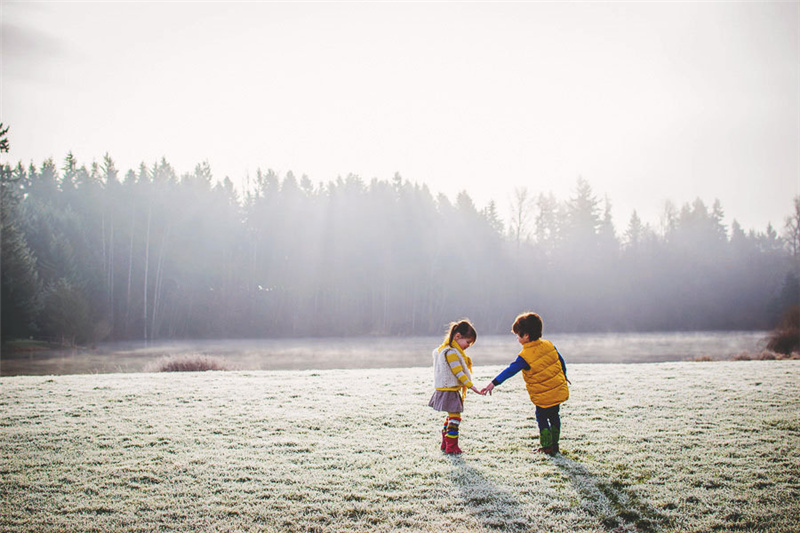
[{"x1": 0, "y1": 331, "x2": 773, "y2": 378}]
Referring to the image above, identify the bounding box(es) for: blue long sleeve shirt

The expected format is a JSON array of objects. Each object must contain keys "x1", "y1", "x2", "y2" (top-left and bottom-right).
[{"x1": 492, "y1": 347, "x2": 567, "y2": 386}]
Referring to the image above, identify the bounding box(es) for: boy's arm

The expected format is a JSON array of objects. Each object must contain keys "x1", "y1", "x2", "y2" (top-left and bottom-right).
[
  {"x1": 555, "y1": 346, "x2": 571, "y2": 384},
  {"x1": 493, "y1": 356, "x2": 530, "y2": 385},
  {"x1": 482, "y1": 357, "x2": 529, "y2": 395}
]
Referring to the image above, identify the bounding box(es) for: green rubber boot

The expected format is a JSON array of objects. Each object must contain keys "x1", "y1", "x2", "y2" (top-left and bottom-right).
[
  {"x1": 538, "y1": 428, "x2": 554, "y2": 455},
  {"x1": 552, "y1": 426, "x2": 560, "y2": 455}
]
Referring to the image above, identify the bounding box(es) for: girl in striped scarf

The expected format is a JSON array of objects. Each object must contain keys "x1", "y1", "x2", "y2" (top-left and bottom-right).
[{"x1": 428, "y1": 319, "x2": 484, "y2": 454}]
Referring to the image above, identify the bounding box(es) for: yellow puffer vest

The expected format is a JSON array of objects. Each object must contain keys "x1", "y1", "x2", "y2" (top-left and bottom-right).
[{"x1": 518, "y1": 339, "x2": 569, "y2": 409}]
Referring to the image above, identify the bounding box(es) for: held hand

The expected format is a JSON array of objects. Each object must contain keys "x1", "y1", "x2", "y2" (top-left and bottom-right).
[
  {"x1": 470, "y1": 385, "x2": 484, "y2": 396},
  {"x1": 481, "y1": 382, "x2": 495, "y2": 396}
]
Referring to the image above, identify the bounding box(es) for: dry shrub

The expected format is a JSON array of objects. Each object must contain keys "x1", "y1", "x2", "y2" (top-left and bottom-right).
[
  {"x1": 766, "y1": 305, "x2": 800, "y2": 356},
  {"x1": 767, "y1": 329, "x2": 800, "y2": 356},
  {"x1": 697, "y1": 350, "x2": 800, "y2": 362},
  {"x1": 727, "y1": 350, "x2": 800, "y2": 361},
  {"x1": 145, "y1": 354, "x2": 230, "y2": 373}
]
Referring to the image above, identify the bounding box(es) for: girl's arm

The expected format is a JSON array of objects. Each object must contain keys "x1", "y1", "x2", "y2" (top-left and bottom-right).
[{"x1": 445, "y1": 349, "x2": 474, "y2": 389}]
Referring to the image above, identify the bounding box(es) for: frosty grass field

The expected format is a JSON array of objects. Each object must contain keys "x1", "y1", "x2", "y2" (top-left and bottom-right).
[{"x1": 2, "y1": 361, "x2": 798, "y2": 532}]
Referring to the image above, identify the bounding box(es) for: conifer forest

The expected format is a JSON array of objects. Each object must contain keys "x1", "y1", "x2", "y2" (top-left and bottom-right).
[{"x1": 2, "y1": 126, "x2": 798, "y2": 345}]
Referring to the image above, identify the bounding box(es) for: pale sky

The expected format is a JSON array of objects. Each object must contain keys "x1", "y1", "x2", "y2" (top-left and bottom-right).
[{"x1": 2, "y1": 1, "x2": 798, "y2": 233}]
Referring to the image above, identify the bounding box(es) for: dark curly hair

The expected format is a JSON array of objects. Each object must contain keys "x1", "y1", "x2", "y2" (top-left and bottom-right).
[{"x1": 512, "y1": 312, "x2": 543, "y2": 341}]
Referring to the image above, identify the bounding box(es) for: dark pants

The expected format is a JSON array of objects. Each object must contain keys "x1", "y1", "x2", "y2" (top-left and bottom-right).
[{"x1": 535, "y1": 404, "x2": 560, "y2": 432}]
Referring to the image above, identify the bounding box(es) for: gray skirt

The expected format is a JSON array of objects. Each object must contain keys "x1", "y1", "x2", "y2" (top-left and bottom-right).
[{"x1": 428, "y1": 390, "x2": 463, "y2": 413}]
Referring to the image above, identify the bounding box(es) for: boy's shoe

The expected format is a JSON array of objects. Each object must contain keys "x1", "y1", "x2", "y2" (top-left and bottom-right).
[
  {"x1": 444, "y1": 437, "x2": 463, "y2": 455},
  {"x1": 538, "y1": 428, "x2": 553, "y2": 452},
  {"x1": 551, "y1": 427, "x2": 560, "y2": 455}
]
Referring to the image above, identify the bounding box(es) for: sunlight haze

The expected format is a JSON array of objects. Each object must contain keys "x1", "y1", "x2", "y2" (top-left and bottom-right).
[{"x1": 3, "y1": 1, "x2": 798, "y2": 232}]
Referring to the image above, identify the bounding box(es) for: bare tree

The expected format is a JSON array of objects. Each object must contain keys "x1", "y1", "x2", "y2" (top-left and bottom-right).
[
  {"x1": 509, "y1": 186, "x2": 532, "y2": 250},
  {"x1": 784, "y1": 196, "x2": 800, "y2": 261}
]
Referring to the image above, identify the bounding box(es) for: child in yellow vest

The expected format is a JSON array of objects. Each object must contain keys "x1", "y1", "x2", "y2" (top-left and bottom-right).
[
  {"x1": 428, "y1": 319, "x2": 484, "y2": 454},
  {"x1": 481, "y1": 312, "x2": 570, "y2": 455}
]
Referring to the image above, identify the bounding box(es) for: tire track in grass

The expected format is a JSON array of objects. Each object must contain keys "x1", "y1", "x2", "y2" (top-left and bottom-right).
[{"x1": 552, "y1": 456, "x2": 671, "y2": 532}]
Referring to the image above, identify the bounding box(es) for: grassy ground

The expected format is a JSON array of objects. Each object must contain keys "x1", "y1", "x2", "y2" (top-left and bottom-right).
[{"x1": 1, "y1": 361, "x2": 798, "y2": 532}]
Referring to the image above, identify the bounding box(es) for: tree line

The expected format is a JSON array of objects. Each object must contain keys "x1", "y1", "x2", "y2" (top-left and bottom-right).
[{"x1": 2, "y1": 127, "x2": 798, "y2": 345}]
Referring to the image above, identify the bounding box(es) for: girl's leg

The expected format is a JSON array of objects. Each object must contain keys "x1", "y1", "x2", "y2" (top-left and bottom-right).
[
  {"x1": 445, "y1": 412, "x2": 461, "y2": 439},
  {"x1": 444, "y1": 412, "x2": 463, "y2": 454},
  {"x1": 441, "y1": 415, "x2": 450, "y2": 450}
]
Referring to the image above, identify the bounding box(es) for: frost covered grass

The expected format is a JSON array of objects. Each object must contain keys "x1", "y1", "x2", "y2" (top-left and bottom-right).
[{"x1": 2, "y1": 361, "x2": 798, "y2": 532}]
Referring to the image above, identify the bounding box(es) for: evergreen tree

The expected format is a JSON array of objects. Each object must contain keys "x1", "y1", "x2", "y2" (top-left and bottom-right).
[
  {"x1": 533, "y1": 192, "x2": 560, "y2": 259},
  {"x1": 624, "y1": 211, "x2": 644, "y2": 251},
  {"x1": 564, "y1": 176, "x2": 601, "y2": 250},
  {"x1": 597, "y1": 195, "x2": 618, "y2": 256},
  {"x1": 40, "y1": 278, "x2": 90, "y2": 345},
  {"x1": 482, "y1": 200, "x2": 504, "y2": 236},
  {"x1": 1, "y1": 126, "x2": 43, "y2": 340}
]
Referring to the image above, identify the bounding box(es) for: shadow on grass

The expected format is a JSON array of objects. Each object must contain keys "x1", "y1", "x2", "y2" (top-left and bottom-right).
[
  {"x1": 448, "y1": 456, "x2": 532, "y2": 531},
  {"x1": 552, "y1": 455, "x2": 671, "y2": 533}
]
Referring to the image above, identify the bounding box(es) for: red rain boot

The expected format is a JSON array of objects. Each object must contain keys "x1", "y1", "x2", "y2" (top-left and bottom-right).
[{"x1": 444, "y1": 436, "x2": 463, "y2": 455}]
